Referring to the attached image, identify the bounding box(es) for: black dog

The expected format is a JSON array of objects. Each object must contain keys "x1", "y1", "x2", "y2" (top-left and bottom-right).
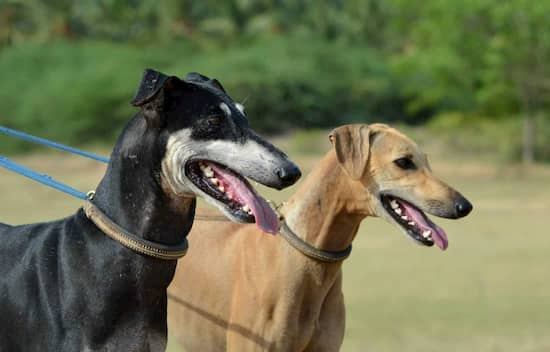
[{"x1": 0, "y1": 69, "x2": 300, "y2": 351}]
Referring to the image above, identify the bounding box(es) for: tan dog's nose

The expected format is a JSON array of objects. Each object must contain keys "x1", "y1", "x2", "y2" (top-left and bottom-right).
[{"x1": 455, "y1": 197, "x2": 473, "y2": 218}]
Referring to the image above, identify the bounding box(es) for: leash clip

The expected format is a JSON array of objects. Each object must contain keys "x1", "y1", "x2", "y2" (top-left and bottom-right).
[{"x1": 267, "y1": 200, "x2": 285, "y2": 220}]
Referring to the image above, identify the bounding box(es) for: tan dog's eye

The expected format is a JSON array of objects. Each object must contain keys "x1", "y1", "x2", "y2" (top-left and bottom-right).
[{"x1": 394, "y1": 157, "x2": 416, "y2": 170}]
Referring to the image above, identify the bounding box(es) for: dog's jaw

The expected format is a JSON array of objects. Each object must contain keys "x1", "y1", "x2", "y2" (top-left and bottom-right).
[{"x1": 161, "y1": 130, "x2": 195, "y2": 197}]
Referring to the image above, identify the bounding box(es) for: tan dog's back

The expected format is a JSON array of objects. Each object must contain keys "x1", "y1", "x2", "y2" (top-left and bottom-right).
[
  {"x1": 168, "y1": 212, "x2": 242, "y2": 351},
  {"x1": 168, "y1": 208, "x2": 341, "y2": 352},
  {"x1": 168, "y1": 211, "x2": 294, "y2": 351}
]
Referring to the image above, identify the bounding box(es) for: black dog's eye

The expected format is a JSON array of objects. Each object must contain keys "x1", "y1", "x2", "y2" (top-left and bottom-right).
[
  {"x1": 394, "y1": 157, "x2": 416, "y2": 170},
  {"x1": 205, "y1": 116, "x2": 222, "y2": 126}
]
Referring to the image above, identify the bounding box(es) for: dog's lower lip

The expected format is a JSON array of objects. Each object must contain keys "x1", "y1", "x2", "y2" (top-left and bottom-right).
[{"x1": 185, "y1": 160, "x2": 254, "y2": 221}]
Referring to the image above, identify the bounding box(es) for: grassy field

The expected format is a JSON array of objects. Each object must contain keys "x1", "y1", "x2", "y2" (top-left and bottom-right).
[{"x1": 1, "y1": 131, "x2": 549, "y2": 351}]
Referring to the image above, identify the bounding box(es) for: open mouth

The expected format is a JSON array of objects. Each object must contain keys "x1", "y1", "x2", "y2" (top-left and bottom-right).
[
  {"x1": 185, "y1": 160, "x2": 280, "y2": 234},
  {"x1": 381, "y1": 195, "x2": 448, "y2": 251}
]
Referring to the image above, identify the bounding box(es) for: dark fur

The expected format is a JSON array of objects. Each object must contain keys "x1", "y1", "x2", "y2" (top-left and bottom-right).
[{"x1": 0, "y1": 69, "x2": 297, "y2": 351}]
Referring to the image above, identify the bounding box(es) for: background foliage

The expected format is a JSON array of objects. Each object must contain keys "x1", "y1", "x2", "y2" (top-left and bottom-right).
[{"x1": 1, "y1": 0, "x2": 549, "y2": 161}]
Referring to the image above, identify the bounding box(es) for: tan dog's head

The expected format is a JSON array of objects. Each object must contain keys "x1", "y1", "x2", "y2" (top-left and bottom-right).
[{"x1": 329, "y1": 123, "x2": 472, "y2": 250}]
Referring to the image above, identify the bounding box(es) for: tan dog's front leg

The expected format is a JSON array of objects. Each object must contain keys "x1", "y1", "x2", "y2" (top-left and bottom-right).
[
  {"x1": 225, "y1": 295, "x2": 303, "y2": 352},
  {"x1": 304, "y1": 274, "x2": 346, "y2": 352},
  {"x1": 225, "y1": 286, "x2": 276, "y2": 352},
  {"x1": 226, "y1": 327, "x2": 270, "y2": 352}
]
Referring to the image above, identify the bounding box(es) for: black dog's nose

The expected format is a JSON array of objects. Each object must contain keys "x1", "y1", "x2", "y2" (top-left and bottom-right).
[
  {"x1": 455, "y1": 198, "x2": 473, "y2": 218},
  {"x1": 276, "y1": 164, "x2": 301, "y2": 187}
]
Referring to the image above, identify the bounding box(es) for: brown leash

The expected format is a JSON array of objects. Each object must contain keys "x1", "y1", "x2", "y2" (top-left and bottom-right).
[
  {"x1": 83, "y1": 201, "x2": 188, "y2": 260},
  {"x1": 194, "y1": 214, "x2": 229, "y2": 221},
  {"x1": 195, "y1": 205, "x2": 352, "y2": 263}
]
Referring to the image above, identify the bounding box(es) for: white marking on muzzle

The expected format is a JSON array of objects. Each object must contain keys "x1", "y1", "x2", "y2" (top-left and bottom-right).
[
  {"x1": 220, "y1": 102, "x2": 232, "y2": 117},
  {"x1": 161, "y1": 129, "x2": 283, "y2": 196}
]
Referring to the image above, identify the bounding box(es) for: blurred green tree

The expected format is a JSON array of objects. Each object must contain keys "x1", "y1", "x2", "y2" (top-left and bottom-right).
[
  {"x1": 477, "y1": 0, "x2": 550, "y2": 164},
  {"x1": 1, "y1": 0, "x2": 549, "y2": 161}
]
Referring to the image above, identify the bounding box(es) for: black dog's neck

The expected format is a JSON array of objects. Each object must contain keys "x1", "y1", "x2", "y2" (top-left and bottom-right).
[{"x1": 93, "y1": 114, "x2": 196, "y2": 246}]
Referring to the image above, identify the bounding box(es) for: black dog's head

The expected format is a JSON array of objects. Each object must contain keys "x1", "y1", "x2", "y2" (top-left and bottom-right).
[{"x1": 131, "y1": 69, "x2": 301, "y2": 234}]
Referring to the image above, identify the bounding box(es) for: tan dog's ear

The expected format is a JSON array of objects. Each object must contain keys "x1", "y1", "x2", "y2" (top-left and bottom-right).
[{"x1": 329, "y1": 124, "x2": 372, "y2": 180}]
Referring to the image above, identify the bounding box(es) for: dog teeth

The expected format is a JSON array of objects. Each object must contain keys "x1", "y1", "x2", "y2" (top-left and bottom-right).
[
  {"x1": 210, "y1": 177, "x2": 219, "y2": 185},
  {"x1": 422, "y1": 230, "x2": 432, "y2": 239},
  {"x1": 408, "y1": 221, "x2": 415, "y2": 226},
  {"x1": 241, "y1": 204, "x2": 253, "y2": 216},
  {"x1": 394, "y1": 208, "x2": 402, "y2": 215},
  {"x1": 204, "y1": 167, "x2": 214, "y2": 178},
  {"x1": 401, "y1": 216, "x2": 408, "y2": 221},
  {"x1": 218, "y1": 185, "x2": 225, "y2": 193},
  {"x1": 390, "y1": 200, "x2": 399, "y2": 209}
]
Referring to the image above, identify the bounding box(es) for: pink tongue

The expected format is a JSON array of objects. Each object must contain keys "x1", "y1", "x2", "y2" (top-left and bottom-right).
[
  {"x1": 209, "y1": 164, "x2": 280, "y2": 234},
  {"x1": 429, "y1": 221, "x2": 448, "y2": 251},
  {"x1": 399, "y1": 201, "x2": 449, "y2": 251}
]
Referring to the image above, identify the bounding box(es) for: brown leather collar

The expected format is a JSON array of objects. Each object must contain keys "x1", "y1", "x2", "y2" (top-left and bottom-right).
[
  {"x1": 83, "y1": 201, "x2": 188, "y2": 260},
  {"x1": 278, "y1": 220, "x2": 352, "y2": 263}
]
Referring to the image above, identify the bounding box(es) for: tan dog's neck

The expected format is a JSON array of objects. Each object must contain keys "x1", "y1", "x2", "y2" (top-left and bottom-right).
[{"x1": 281, "y1": 150, "x2": 375, "y2": 253}]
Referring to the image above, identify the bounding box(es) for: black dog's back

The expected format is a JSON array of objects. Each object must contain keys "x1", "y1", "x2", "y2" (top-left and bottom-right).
[
  {"x1": 0, "y1": 216, "x2": 75, "y2": 258},
  {"x1": 0, "y1": 216, "x2": 74, "y2": 350}
]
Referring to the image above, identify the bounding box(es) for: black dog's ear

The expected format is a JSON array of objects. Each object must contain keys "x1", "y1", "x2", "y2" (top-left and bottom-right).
[
  {"x1": 206, "y1": 78, "x2": 226, "y2": 93},
  {"x1": 184, "y1": 72, "x2": 210, "y2": 83},
  {"x1": 131, "y1": 69, "x2": 178, "y2": 107},
  {"x1": 184, "y1": 72, "x2": 226, "y2": 93}
]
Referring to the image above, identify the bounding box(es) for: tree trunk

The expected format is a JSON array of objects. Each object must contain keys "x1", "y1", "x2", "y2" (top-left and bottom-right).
[{"x1": 522, "y1": 114, "x2": 535, "y2": 164}]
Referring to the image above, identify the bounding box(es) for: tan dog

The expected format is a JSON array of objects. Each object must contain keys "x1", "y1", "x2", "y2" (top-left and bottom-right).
[{"x1": 167, "y1": 124, "x2": 472, "y2": 351}]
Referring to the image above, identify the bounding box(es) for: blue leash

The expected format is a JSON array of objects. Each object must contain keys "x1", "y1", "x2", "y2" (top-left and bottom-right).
[
  {"x1": 0, "y1": 126, "x2": 109, "y2": 163},
  {"x1": 0, "y1": 126, "x2": 109, "y2": 200},
  {"x1": 0, "y1": 156, "x2": 89, "y2": 200}
]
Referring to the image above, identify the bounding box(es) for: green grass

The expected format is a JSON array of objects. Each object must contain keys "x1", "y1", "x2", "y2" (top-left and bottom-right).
[{"x1": 1, "y1": 134, "x2": 549, "y2": 351}]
